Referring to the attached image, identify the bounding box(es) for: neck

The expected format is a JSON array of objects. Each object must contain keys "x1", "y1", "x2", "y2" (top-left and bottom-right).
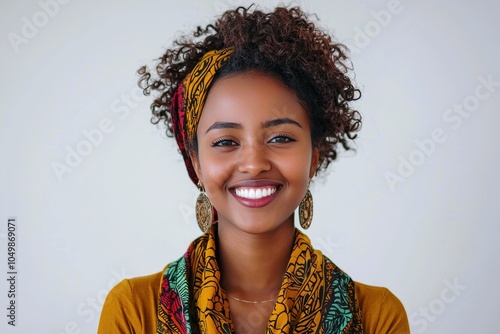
[{"x1": 217, "y1": 219, "x2": 295, "y2": 301}]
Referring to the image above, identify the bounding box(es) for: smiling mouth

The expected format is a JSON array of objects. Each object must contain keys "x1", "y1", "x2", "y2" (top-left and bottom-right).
[{"x1": 234, "y1": 186, "x2": 278, "y2": 200}]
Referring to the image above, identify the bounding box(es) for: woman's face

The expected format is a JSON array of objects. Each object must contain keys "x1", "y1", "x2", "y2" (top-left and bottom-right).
[{"x1": 191, "y1": 71, "x2": 319, "y2": 234}]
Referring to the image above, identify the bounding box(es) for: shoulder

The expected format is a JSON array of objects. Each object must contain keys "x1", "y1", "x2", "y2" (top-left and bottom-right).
[
  {"x1": 354, "y1": 281, "x2": 410, "y2": 334},
  {"x1": 109, "y1": 271, "x2": 162, "y2": 297},
  {"x1": 97, "y1": 271, "x2": 162, "y2": 334}
]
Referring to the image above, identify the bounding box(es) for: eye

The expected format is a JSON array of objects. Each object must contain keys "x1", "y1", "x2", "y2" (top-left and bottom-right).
[
  {"x1": 268, "y1": 134, "x2": 296, "y2": 144},
  {"x1": 211, "y1": 138, "x2": 238, "y2": 147}
]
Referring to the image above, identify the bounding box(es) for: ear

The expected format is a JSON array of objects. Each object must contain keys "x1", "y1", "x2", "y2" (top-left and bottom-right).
[
  {"x1": 189, "y1": 150, "x2": 203, "y2": 183},
  {"x1": 309, "y1": 147, "x2": 320, "y2": 179}
]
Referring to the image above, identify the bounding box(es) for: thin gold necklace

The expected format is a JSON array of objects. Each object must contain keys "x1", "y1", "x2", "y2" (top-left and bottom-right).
[{"x1": 228, "y1": 295, "x2": 277, "y2": 304}]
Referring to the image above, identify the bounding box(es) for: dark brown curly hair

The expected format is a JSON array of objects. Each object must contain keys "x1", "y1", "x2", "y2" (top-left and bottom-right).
[{"x1": 138, "y1": 5, "x2": 361, "y2": 174}]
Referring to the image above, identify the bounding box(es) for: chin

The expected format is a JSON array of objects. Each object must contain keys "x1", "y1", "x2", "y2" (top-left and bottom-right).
[{"x1": 218, "y1": 212, "x2": 295, "y2": 235}]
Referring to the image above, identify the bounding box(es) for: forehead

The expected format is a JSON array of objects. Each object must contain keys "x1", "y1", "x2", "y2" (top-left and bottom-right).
[{"x1": 198, "y1": 71, "x2": 309, "y2": 126}]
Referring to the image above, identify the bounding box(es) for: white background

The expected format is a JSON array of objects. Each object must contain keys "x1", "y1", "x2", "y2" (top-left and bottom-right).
[{"x1": 1, "y1": 0, "x2": 499, "y2": 333}]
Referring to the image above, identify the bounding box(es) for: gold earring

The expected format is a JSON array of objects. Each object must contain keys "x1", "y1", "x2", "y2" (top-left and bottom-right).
[
  {"x1": 299, "y1": 189, "x2": 313, "y2": 229},
  {"x1": 196, "y1": 181, "x2": 213, "y2": 233}
]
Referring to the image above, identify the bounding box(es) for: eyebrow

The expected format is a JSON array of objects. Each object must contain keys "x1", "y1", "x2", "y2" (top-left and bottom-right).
[
  {"x1": 263, "y1": 118, "x2": 303, "y2": 129},
  {"x1": 205, "y1": 122, "x2": 242, "y2": 133},
  {"x1": 205, "y1": 118, "x2": 302, "y2": 134}
]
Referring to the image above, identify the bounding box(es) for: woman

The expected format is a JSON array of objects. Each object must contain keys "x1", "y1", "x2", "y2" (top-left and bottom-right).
[{"x1": 98, "y1": 6, "x2": 409, "y2": 334}]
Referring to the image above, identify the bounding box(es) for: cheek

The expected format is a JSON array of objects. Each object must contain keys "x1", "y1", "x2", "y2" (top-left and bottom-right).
[
  {"x1": 198, "y1": 152, "x2": 234, "y2": 194},
  {"x1": 276, "y1": 148, "x2": 314, "y2": 180}
]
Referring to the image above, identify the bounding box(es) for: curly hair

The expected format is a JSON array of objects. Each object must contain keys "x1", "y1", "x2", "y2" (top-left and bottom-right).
[{"x1": 138, "y1": 5, "x2": 361, "y2": 173}]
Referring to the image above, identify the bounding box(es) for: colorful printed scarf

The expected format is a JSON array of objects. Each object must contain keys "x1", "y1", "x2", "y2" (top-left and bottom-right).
[
  {"x1": 170, "y1": 48, "x2": 234, "y2": 186},
  {"x1": 156, "y1": 225, "x2": 363, "y2": 333}
]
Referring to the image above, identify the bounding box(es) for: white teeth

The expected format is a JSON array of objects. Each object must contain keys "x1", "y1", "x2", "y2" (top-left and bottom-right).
[
  {"x1": 235, "y1": 187, "x2": 277, "y2": 199},
  {"x1": 256, "y1": 189, "x2": 262, "y2": 198}
]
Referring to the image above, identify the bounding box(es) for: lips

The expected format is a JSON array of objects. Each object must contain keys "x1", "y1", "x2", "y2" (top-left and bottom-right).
[{"x1": 230, "y1": 180, "x2": 282, "y2": 208}]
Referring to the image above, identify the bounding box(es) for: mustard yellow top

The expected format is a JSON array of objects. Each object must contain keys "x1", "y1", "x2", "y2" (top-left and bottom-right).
[{"x1": 98, "y1": 271, "x2": 410, "y2": 333}]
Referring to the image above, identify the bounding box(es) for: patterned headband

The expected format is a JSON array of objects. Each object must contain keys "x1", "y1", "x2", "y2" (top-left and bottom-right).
[{"x1": 170, "y1": 48, "x2": 234, "y2": 186}]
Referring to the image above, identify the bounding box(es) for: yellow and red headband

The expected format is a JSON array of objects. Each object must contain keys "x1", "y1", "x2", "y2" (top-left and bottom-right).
[{"x1": 170, "y1": 48, "x2": 234, "y2": 185}]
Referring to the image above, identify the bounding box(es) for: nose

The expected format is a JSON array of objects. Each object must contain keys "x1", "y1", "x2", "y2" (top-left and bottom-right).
[{"x1": 237, "y1": 144, "x2": 271, "y2": 176}]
